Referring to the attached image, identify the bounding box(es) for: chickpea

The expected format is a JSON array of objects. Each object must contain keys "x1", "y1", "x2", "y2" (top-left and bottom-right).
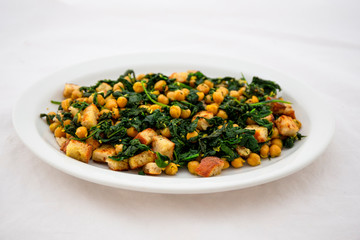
[
  {"x1": 270, "y1": 145, "x2": 281, "y2": 158},
  {"x1": 63, "y1": 119, "x2": 72, "y2": 126},
  {"x1": 246, "y1": 95, "x2": 259, "y2": 103},
  {"x1": 204, "y1": 80, "x2": 214, "y2": 89},
  {"x1": 217, "y1": 87, "x2": 229, "y2": 96},
  {"x1": 89, "y1": 94, "x2": 105, "y2": 106},
  {"x1": 213, "y1": 91, "x2": 224, "y2": 104},
  {"x1": 66, "y1": 133, "x2": 72, "y2": 139},
  {"x1": 247, "y1": 153, "x2": 261, "y2": 166},
  {"x1": 271, "y1": 127, "x2": 280, "y2": 139},
  {"x1": 154, "y1": 80, "x2": 167, "y2": 92},
  {"x1": 196, "y1": 83, "x2": 210, "y2": 94},
  {"x1": 231, "y1": 157, "x2": 245, "y2": 168},
  {"x1": 166, "y1": 91, "x2": 176, "y2": 101},
  {"x1": 116, "y1": 96, "x2": 128, "y2": 108},
  {"x1": 99, "y1": 109, "x2": 111, "y2": 116},
  {"x1": 75, "y1": 126, "x2": 88, "y2": 138},
  {"x1": 75, "y1": 113, "x2": 82, "y2": 123},
  {"x1": 151, "y1": 90, "x2": 160, "y2": 95},
  {"x1": 180, "y1": 109, "x2": 191, "y2": 119},
  {"x1": 216, "y1": 110, "x2": 228, "y2": 120},
  {"x1": 229, "y1": 90, "x2": 240, "y2": 98},
  {"x1": 260, "y1": 144, "x2": 270, "y2": 158},
  {"x1": 271, "y1": 139, "x2": 283, "y2": 149},
  {"x1": 113, "y1": 82, "x2": 124, "y2": 92},
  {"x1": 188, "y1": 161, "x2": 200, "y2": 175},
  {"x1": 104, "y1": 99, "x2": 118, "y2": 110},
  {"x1": 205, "y1": 94, "x2": 213, "y2": 104},
  {"x1": 149, "y1": 104, "x2": 162, "y2": 112},
  {"x1": 196, "y1": 92, "x2": 204, "y2": 101},
  {"x1": 136, "y1": 73, "x2": 145, "y2": 80},
  {"x1": 189, "y1": 78, "x2": 196, "y2": 87},
  {"x1": 238, "y1": 87, "x2": 246, "y2": 96},
  {"x1": 170, "y1": 105, "x2": 181, "y2": 118},
  {"x1": 133, "y1": 82, "x2": 146, "y2": 93},
  {"x1": 174, "y1": 90, "x2": 185, "y2": 101},
  {"x1": 160, "y1": 127, "x2": 171, "y2": 138},
  {"x1": 222, "y1": 159, "x2": 230, "y2": 169},
  {"x1": 47, "y1": 111, "x2": 57, "y2": 120},
  {"x1": 182, "y1": 88, "x2": 190, "y2": 97},
  {"x1": 206, "y1": 103, "x2": 219, "y2": 115},
  {"x1": 157, "y1": 94, "x2": 169, "y2": 105},
  {"x1": 165, "y1": 163, "x2": 178, "y2": 175},
  {"x1": 105, "y1": 94, "x2": 115, "y2": 103},
  {"x1": 233, "y1": 124, "x2": 239, "y2": 127},
  {"x1": 124, "y1": 76, "x2": 132, "y2": 82},
  {"x1": 186, "y1": 131, "x2": 198, "y2": 141},
  {"x1": 246, "y1": 117, "x2": 256, "y2": 125},
  {"x1": 49, "y1": 122, "x2": 61, "y2": 132},
  {"x1": 126, "y1": 127, "x2": 138, "y2": 137},
  {"x1": 112, "y1": 107, "x2": 120, "y2": 119},
  {"x1": 61, "y1": 98, "x2": 72, "y2": 111},
  {"x1": 54, "y1": 126, "x2": 66, "y2": 138},
  {"x1": 139, "y1": 105, "x2": 150, "y2": 110}
]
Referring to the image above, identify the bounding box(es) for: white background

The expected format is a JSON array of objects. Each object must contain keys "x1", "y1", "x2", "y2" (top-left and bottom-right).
[{"x1": 1, "y1": 0, "x2": 360, "y2": 239}]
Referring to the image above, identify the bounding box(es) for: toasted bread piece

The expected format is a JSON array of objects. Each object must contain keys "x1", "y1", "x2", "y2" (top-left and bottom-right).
[
  {"x1": 115, "y1": 144, "x2": 124, "y2": 154},
  {"x1": 143, "y1": 162, "x2": 162, "y2": 175},
  {"x1": 129, "y1": 150, "x2": 157, "y2": 169},
  {"x1": 85, "y1": 137, "x2": 101, "y2": 150},
  {"x1": 92, "y1": 145, "x2": 116, "y2": 163},
  {"x1": 106, "y1": 158, "x2": 129, "y2": 171},
  {"x1": 134, "y1": 128, "x2": 157, "y2": 145},
  {"x1": 152, "y1": 135, "x2": 175, "y2": 160},
  {"x1": 235, "y1": 146, "x2": 251, "y2": 158},
  {"x1": 192, "y1": 111, "x2": 214, "y2": 131},
  {"x1": 195, "y1": 157, "x2": 224, "y2": 177},
  {"x1": 63, "y1": 83, "x2": 80, "y2": 98},
  {"x1": 96, "y1": 82, "x2": 112, "y2": 94},
  {"x1": 245, "y1": 125, "x2": 268, "y2": 143},
  {"x1": 65, "y1": 140, "x2": 93, "y2": 163},
  {"x1": 169, "y1": 72, "x2": 188, "y2": 83},
  {"x1": 81, "y1": 104, "x2": 99, "y2": 129},
  {"x1": 275, "y1": 115, "x2": 299, "y2": 137}
]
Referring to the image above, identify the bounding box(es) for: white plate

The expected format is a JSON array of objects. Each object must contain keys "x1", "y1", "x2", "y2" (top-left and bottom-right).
[{"x1": 12, "y1": 52, "x2": 334, "y2": 194}]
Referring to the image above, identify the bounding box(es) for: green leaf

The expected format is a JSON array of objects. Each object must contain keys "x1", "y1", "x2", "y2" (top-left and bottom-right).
[{"x1": 155, "y1": 152, "x2": 170, "y2": 168}]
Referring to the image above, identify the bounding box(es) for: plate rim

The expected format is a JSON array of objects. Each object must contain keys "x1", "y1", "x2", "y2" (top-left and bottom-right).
[{"x1": 12, "y1": 52, "x2": 335, "y2": 194}]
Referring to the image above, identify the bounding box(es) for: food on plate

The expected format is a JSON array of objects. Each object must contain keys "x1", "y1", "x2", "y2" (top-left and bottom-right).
[{"x1": 40, "y1": 70, "x2": 304, "y2": 177}]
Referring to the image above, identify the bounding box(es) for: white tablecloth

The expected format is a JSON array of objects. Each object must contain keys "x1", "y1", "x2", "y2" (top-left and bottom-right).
[{"x1": 1, "y1": 0, "x2": 360, "y2": 239}]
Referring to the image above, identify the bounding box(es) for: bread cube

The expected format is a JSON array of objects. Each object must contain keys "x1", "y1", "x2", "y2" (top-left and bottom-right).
[
  {"x1": 152, "y1": 135, "x2": 175, "y2": 160},
  {"x1": 96, "y1": 82, "x2": 112, "y2": 94},
  {"x1": 85, "y1": 137, "x2": 101, "y2": 150},
  {"x1": 169, "y1": 72, "x2": 188, "y2": 83},
  {"x1": 65, "y1": 140, "x2": 93, "y2": 163},
  {"x1": 129, "y1": 150, "x2": 157, "y2": 169},
  {"x1": 81, "y1": 104, "x2": 99, "y2": 129},
  {"x1": 192, "y1": 111, "x2": 214, "y2": 131},
  {"x1": 195, "y1": 157, "x2": 224, "y2": 177},
  {"x1": 92, "y1": 145, "x2": 116, "y2": 163},
  {"x1": 55, "y1": 137, "x2": 67, "y2": 147},
  {"x1": 235, "y1": 146, "x2": 251, "y2": 158},
  {"x1": 115, "y1": 144, "x2": 124, "y2": 154},
  {"x1": 106, "y1": 158, "x2": 129, "y2": 171},
  {"x1": 143, "y1": 162, "x2": 162, "y2": 175},
  {"x1": 134, "y1": 128, "x2": 157, "y2": 145},
  {"x1": 245, "y1": 125, "x2": 268, "y2": 143},
  {"x1": 275, "y1": 115, "x2": 299, "y2": 137},
  {"x1": 63, "y1": 83, "x2": 80, "y2": 98}
]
